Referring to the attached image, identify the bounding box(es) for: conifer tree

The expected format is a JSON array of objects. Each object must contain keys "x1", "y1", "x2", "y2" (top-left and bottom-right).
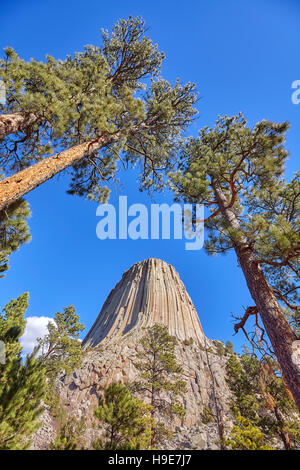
[
  {"x1": 168, "y1": 114, "x2": 300, "y2": 410},
  {"x1": 0, "y1": 16, "x2": 197, "y2": 211},
  {"x1": 93, "y1": 382, "x2": 153, "y2": 450},
  {"x1": 225, "y1": 340, "x2": 234, "y2": 354},
  {"x1": 132, "y1": 324, "x2": 187, "y2": 447},
  {"x1": 0, "y1": 294, "x2": 46, "y2": 449},
  {"x1": 0, "y1": 188, "x2": 31, "y2": 277},
  {"x1": 0, "y1": 45, "x2": 74, "y2": 145},
  {"x1": 36, "y1": 305, "x2": 85, "y2": 433},
  {"x1": 226, "y1": 354, "x2": 263, "y2": 421},
  {"x1": 38, "y1": 305, "x2": 85, "y2": 384},
  {"x1": 223, "y1": 412, "x2": 275, "y2": 450},
  {"x1": 49, "y1": 416, "x2": 86, "y2": 450},
  {"x1": 259, "y1": 358, "x2": 300, "y2": 449},
  {"x1": 226, "y1": 353, "x2": 300, "y2": 449}
]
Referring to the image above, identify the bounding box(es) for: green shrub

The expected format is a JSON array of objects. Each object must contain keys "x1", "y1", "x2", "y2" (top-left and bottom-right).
[{"x1": 200, "y1": 405, "x2": 215, "y2": 424}]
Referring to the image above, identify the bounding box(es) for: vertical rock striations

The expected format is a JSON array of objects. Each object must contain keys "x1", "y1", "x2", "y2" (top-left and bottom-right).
[
  {"x1": 33, "y1": 258, "x2": 233, "y2": 450},
  {"x1": 83, "y1": 258, "x2": 205, "y2": 348}
]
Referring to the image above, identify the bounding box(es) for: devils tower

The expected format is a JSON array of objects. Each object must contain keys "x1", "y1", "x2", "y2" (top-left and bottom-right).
[
  {"x1": 83, "y1": 258, "x2": 205, "y2": 348},
  {"x1": 34, "y1": 259, "x2": 233, "y2": 450}
]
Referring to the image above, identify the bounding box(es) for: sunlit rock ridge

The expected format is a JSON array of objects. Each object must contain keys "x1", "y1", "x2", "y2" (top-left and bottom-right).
[
  {"x1": 34, "y1": 258, "x2": 233, "y2": 450},
  {"x1": 83, "y1": 258, "x2": 205, "y2": 348}
]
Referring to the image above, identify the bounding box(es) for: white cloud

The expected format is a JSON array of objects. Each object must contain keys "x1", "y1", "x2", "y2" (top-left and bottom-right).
[{"x1": 20, "y1": 316, "x2": 55, "y2": 356}]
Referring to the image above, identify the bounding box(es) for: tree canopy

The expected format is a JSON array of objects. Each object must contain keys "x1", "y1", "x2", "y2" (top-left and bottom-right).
[
  {"x1": 0, "y1": 294, "x2": 46, "y2": 449},
  {"x1": 0, "y1": 195, "x2": 31, "y2": 277},
  {"x1": 132, "y1": 324, "x2": 187, "y2": 446},
  {"x1": 93, "y1": 382, "x2": 153, "y2": 450},
  {"x1": 0, "y1": 16, "x2": 197, "y2": 205},
  {"x1": 38, "y1": 305, "x2": 85, "y2": 384},
  {"x1": 168, "y1": 114, "x2": 300, "y2": 410},
  {"x1": 169, "y1": 114, "x2": 299, "y2": 312}
]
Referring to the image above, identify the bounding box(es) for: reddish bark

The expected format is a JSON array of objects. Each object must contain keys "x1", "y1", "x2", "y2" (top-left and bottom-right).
[
  {"x1": 0, "y1": 112, "x2": 37, "y2": 140},
  {"x1": 213, "y1": 181, "x2": 300, "y2": 413},
  {"x1": 0, "y1": 133, "x2": 119, "y2": 211}
]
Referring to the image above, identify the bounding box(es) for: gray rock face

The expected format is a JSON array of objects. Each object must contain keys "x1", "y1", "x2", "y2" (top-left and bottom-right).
[
  {"x1": 33, "y1": 258, "x2": 233, "y2": 449},
  {"x1": 83, "y1": 258, "x2": 205, "y2": 348}
]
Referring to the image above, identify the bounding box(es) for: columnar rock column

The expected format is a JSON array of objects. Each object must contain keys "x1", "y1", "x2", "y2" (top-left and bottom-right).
[
  {"x1": 83, "y1": 258, "x2": 206, "y2": 348},
  {"x1": 33, "y1": 258, "x2": 232, "y2": 450}
]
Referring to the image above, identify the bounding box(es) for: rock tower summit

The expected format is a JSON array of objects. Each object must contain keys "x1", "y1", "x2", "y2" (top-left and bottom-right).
[
  {"x1": 33, "y1": 258, "x2": 231, "y2": 450},
  {"x1": 83, "y1": 258, "x2": 205, "y2": 348}
]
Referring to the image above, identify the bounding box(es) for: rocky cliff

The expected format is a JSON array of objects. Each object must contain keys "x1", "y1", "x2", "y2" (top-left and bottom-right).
[
  {"x1": 33, "y1": 258, "x2": 233, "y2": 450},
  {"x1": 83, "y1": 258, "x2": 205, "y2": 348}
]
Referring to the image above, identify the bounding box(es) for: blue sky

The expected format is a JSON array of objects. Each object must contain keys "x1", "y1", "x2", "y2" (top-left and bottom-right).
[{"x1": 0, "y1": 0, "x2": 299, "y2": 352}]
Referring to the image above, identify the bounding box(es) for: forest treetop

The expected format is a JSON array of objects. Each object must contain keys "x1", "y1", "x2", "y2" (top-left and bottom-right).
[
  {"x1": 169, "y1": 114, "x2": 299, "y2": 311},
  {"x1": 0, "y1": 16, "x2": 197, "y2": 202}
]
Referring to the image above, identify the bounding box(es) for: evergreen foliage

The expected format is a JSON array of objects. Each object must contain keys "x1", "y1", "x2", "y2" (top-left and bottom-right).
[
  {"x1": 37, "y1": 305, "x2": 84, "y2": 384},
  {"x1": 226, "y1": 354, "x2": 261, "y2": 421},
  {"x1": 226, "y1": 353, "x2": 300, "y2": 449},
  {"x1": 168, "y1": 114, "x2": 300, "y2": 407},
  {"x1": 132, "y1": 324, "x2": 187, "y2": 446},
  {"x1": 213, "y1": 340, "x2": 226, "y2": 356},
  {"x1": 200, "y1": 405, "x2": 215, "y2": 424},
  {"x1": 223, "y1": 412, "x2": 275, "y2": 450},
  {"x1": 49, "y1": 416, "x2": 86, "y2": 450},
  {"x1": 0, "y1": 193, "x2": 31, "y2": 277},
  {"x1": 225, "y1": 340, "x2": 234, "y2": 353},
  {"x1": 93, "y1": 382, "x2": 153, "y2": 450},
  {"x1": 259, "y1": 358, "x2": 300, "y2": 449},
  {"x1": 0, "y1": 294, "x2": 46, "y2": 449},
  {"x1": 0, "y1": 16, "x2": 197, "y2": 202},
  {"x1": 168, "y1": 113, "x2": 299, "y2": 317},
  {"x1": 183, "y1": 337, "x2": 194, "y2": 346}
]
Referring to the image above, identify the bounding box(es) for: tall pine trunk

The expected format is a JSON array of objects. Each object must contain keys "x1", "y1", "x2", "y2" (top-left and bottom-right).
[
  {"x1": 0, "y1": 112, "x2": 37, "y2": 140},
  {"x1": 0, "y1": 133, "x2": 119, "y2": 211},
  {"x1": 213, "y1": 181, "x2": 300, "y2": 412}
]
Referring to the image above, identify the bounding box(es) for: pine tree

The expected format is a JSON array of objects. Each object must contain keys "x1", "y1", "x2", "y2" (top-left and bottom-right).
[
  {"x1": 223, "y1": 412, "x2": 275, "y2": 450},
  {"x1": 200, "y1": 404, "x2": 215, "y2": 424},
  {"x1": 0, "y1": 46, "x2": 73, "y2": 143},
  {"x1": 225, "y1": 340, "x2": 234, "y2": 354},
  {"x1": 0, "y1": 16, "x2": 197, "y2": 211},
  {"x1": 38, "y1": 305, "x2": 85, "y2": 384},
  {"x1": 168, "y1": 114, "x2": 300, "y2": 411},
  {"x1": 93, "y1": 382, "x2": 153, "y2": 450},
  {"x1": 49, "y1": 416, "x2": 86, "y2": 450},
  {"x1": 0, "y1": 294, "x2": 46, "y2": 449},
  {"x1": 259, "y1": 358, "x2": 300, "y2": 450},
  {"x1": 35, "y1": 305, "x2": 85, "y2": 439},
  {"x1": 0, "y1": 190, "x2": 31, "y2": 277},
  {"x1": 226, "y1": 352, "x2": 300, "y2": 449},
  {"x1": 226, "y1": 354, "x2": 262, "y2": 422},
  {"x1": 132, "y1": 324, "x2": 187, "y2": 447}
]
